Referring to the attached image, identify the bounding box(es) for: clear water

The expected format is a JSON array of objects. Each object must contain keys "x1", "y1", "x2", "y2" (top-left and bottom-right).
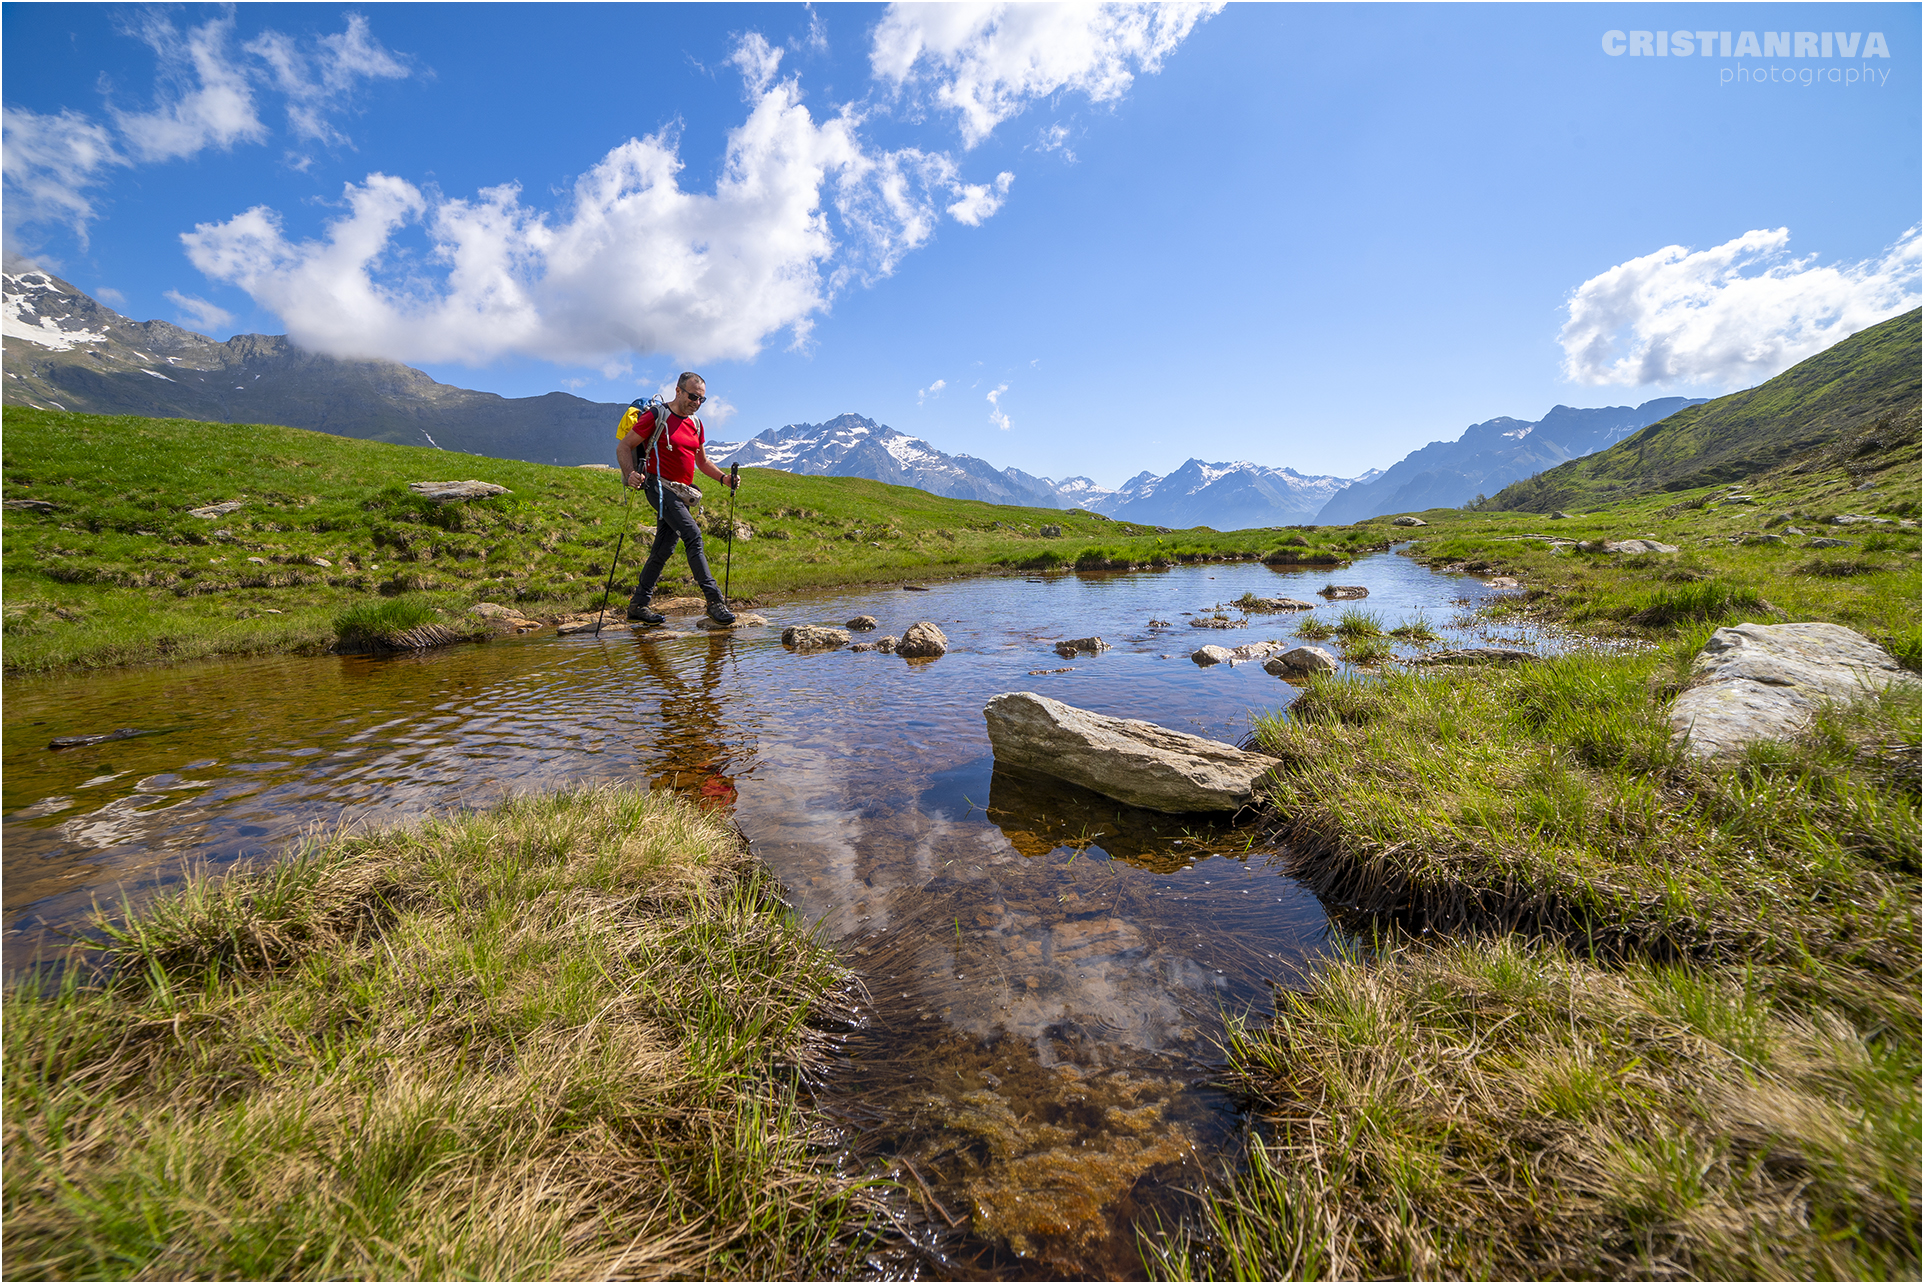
[{"x1": 2, "y1": 550, "x2": 1538, "y2": 1277}]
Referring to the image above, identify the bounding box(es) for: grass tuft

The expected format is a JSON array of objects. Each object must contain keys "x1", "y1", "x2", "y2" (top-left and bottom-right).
[{"x1": 4, "y1": 784, "x2": 882, "y2": 1280}]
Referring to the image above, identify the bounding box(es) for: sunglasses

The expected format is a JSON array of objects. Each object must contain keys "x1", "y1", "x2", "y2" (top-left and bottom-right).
[{"x1": 681, "y1": 389, "x2": 707, "y2": 403}]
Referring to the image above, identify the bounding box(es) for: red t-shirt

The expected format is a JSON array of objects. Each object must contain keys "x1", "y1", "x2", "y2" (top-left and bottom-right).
[{"x1": 631, "y1": 410, "x2": 704, "y2": 485}]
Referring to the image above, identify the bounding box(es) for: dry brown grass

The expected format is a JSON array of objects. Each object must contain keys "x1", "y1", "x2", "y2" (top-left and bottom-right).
[{"x1": 4, "y1": 784, "x2": 882, "y2": 1280}]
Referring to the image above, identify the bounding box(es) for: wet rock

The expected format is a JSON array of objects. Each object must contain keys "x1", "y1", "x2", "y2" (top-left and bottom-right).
[
  {"x1": 984, "y1": 691, "x2": 1280, "y2": 812},
  {"x1": 49, "y1": 728, "x2": 150, "y2": 750},
  {"x1": 1229, "y1": 640, "x2": 1289, "y2": 662},
  {"x1": 898, "y1": 622, "x2": 948, "y2": 658},
  {"x1": 1805, "y1": 538, "x2": 1854, "y2": 549},
  {"x1": 1147, "y1": 618, "x2": 1173, "y2": 627},
  {"x1": 1262, "y1": 646, "x2": 1338, "y2": 678},
  {"x1": 1191, "y1": 644, "x2": 1235, "y2": 666},
  {"x1": 697, "y1": 612, "x2": 767, "y2": 630},
  {"x1": 1239, "y1": 597, "x2": 1315, "y2": 612},
  {"x1": 782, "y1": 624, "x2": 850, "y2": 651},
  {"x1": 1317, "y1": 584, "x2": 1368, "y2": 599},
  {"x1": 408, "y1": 480, "x2": 511, "y2": 502},
  {"x1": 1392, "y1": 515, "x2": 1427, "y2": 527},
  {"x1": 1420, "y1": 647, "x2": 1536, "y2": 665},
  {"x1": 555, "y1": 611, "x2": 623, "y2": 635},
  {"x1": 1603, "y1": 539, "x2": 1679, "y2": 554},
  {"x1": 1188, "y1": 614, "x2": 1242, "y2": 629},
  {"x1": 1028, "y1": 667, "x2": 1074, "y2": 675},
  {"x1": 187, "y1": 499, "x2": 245, "y2": 519},
  {"x1": 846, "y1": 614, "x2": 878, "y2": 630},
  {"x1": 1054, "y1": 636, "x2": 1109, "y2": 659},
  {"x1": 1668, "y1": 622, "x2": 1914, "y2": 759}
]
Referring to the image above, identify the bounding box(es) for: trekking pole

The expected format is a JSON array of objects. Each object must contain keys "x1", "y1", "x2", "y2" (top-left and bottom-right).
[
  {"x1": 723, "y1": 462, "x2": 740, "y2": 600},
  {"x1": 594, "y1": 475, "x2": 637, "y2": 639}
]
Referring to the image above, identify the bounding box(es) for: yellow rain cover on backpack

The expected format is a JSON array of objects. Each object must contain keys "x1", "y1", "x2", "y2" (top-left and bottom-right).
[{"x1": 616, "y1": 405, "x2": 642, "y2": 439}]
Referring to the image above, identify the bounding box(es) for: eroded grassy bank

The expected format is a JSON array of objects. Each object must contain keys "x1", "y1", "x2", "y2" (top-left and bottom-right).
[
  {"x1": 1153, "y1": 642, "x2": 1920, "y2": 1280},
  {"x1": 3, "y1": 784, "x2": 883, "y2": 1280}
]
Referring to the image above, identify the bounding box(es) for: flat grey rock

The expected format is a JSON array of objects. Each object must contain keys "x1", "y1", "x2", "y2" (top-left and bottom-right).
[
  {"x1": 187, "y1": 500, "x2": 245, "y2": 519},
  {"x1": 1603, "y1": 539, "x2": 1679, "y2": 554},
  {"x1": 1668, "y1": 622, "x2": 1913, "y2": 758},
  {"x1": 782, "y1": 624, "x2": 849, "y2": 650},
  {"x1": 984, "y1": 691, "x2": 1280, "y2": 813},
  {"x1": 409, "y1": 480, "x2": 511, "y2": 502}
]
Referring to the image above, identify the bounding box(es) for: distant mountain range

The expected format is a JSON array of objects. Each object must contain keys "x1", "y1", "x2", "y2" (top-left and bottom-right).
[
  {"x1": 7, "y1": 270, "x2": 1772, "y2": 530},
  {"x1": 711, "y1": 412, "x2": 1375, "y2": 526},
  {"x1": 1487, "y1": 308, "x2": 1921, "y2": 513},
  {"x1": 1314, "y1": 399, "x2": 1702, "y2": 524}
]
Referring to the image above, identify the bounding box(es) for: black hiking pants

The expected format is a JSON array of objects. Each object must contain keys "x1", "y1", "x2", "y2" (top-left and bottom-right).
[{"x1": 631, "y1": 478, "x2": 721, "y2": 602}]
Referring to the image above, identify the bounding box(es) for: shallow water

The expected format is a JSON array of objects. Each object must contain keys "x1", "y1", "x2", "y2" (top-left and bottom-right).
[{"x1": 3, "y1": 550, "x2": 1540, "y2": 1276}]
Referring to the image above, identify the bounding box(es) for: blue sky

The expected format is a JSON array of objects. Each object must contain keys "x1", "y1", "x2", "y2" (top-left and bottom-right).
[{"x1": 5, "y1": 3, "x2": 1919, "y2": 485}]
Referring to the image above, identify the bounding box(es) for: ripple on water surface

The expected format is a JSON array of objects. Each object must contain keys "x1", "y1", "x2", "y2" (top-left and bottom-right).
[{"x1": 3, "y1": 553, "x2": 1543, "y2": 1277}]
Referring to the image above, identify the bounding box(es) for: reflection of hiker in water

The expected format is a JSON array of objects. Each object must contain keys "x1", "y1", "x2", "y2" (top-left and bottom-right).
[{"x1": 630, "y1": 633, "x2": 740, "y2": 807}]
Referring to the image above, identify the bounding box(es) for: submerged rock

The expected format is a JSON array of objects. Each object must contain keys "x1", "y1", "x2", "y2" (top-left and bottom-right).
[
  {"x1": 1239, "y1": 597, "x2": 1315, "y2": 612},
  {"x1": 1054, "y1": 636, "x2": 1109, "y2": 659},
  {"x1": 1318, "y1": 584, "x2": 1369, "y2": 599},
  {"x1": 1262, "y1": 646, "x2": 1339, "y2": 678},
  {"x1": 782, "y1": 624, "x2": 850, "y2": 650},
  {"x1": 983, "y1": 691, "x2": 1279, "y2": 812},
  {"x1": 898, "y1": 621, "x2": 948, "y2": 658},
  {"x1": 1419, "y1": 647, "x2": 1536, "y2": 665},
  {"x1": 1667, "y1": 622, "x2": 1913, "y2": 758},
  {"x1": 48, "y1": 728, "x2": 150, "y2": 751}
]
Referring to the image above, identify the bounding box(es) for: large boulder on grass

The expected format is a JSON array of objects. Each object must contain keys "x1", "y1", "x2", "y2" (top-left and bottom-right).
[
  {"x1": 984, "y1": 691, "x2": 1280, "y2": 812},
  {"x1": 898, "y1": 622, "x2": 948, "y2": 658},
  {"x1": 1667, "y1": 622, "x2": 1914, "y2": 758}
]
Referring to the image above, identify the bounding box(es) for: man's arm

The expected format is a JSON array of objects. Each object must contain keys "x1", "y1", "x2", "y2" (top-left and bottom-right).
[
  {"x1": 692, "y1": 443, "x2": 736, "y2": 488},
  {"x1": 616, "y1": 434, "x2": 641, "y2": 489}
]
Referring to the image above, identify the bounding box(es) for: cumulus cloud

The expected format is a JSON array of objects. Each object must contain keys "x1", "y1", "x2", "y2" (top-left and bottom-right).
[
  {"x1": 917, "y1": 377, "x2": 946, "y2": 404},
  {"x1": 183, "y1": 45, "x2": 1017, "y2": 368},
  {"x1": 1560, "y1": 226, "x2": 1922, "y2": 388},
  {"x1": 163, "y1": 289, "x2": 235, "y2": 332},
  {"x1": 3, "y1": 13, "x2": 409, "y2": 254},
  {"x1": 870, "y1": 1, "x2": 1223, "y2": 147},
  {"x1": 727, "y1": 32, "x2": 785, "y2": 96},
  {"x1": 986, "y1": 381, "x2": 1011, "y2": 430},
  {"x1": 1, "y1": 107, "x2": 125, "y2": 251},
  {"x1": 947, "y1": 171, "x2": 1012, "y2": 226}
]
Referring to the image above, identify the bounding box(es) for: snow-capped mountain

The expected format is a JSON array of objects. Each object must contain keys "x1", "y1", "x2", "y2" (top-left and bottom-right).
[
  {"x1": 717, "y1": 413, "x2": 1075, "y2": 508},
  {"x1": 1314, "y1": 399, "x2": 1704, "y2": 523},
  {"x1": 1079, "y1": 459, "x2": 1378, "y2": 528}
]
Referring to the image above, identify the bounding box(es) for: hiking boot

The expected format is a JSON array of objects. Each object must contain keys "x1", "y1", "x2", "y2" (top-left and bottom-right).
[
  {"x1": 705, "y1": 597, "x2": 737, "y2": 626},
  {"x1": 626, "y1": 596, "x2": 666, "y2": 625}
]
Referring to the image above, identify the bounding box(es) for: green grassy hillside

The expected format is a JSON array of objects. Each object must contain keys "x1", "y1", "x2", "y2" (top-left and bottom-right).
[
  {"x1": 1, "y1": 408, "x2": 1365, "y2": 673},
  {"x1": 1488, "y1": 308, "x2": 1921, "y2": 513}
]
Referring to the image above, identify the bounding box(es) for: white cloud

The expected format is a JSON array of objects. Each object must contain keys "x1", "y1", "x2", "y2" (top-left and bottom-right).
[
  {"x1": 3, "y1": 14, "x2": 408, "y2": 254},
  {"x1": 163, "y1": 289, "x2": 235, "y2": 332},
  {"x1": 0, "y1": 107, "x2": 125, "y2": 252},
  {"x1": 246, "y1": 13, "x2": 410, "y2": 145},
  {"x1": 1560, "y1": 226, "x2": 1922, "y2": 387},
  {"x1": 94, "y1": 286, "x2": 127, "y2": 306},
  {"x1": 113, "y1": 14, "x2": 268, "y2": 162},
  {"x1": 986, "y1": 381, "x2": 1011, "y2": 430},
  {"x1": 871, "y1": 2, "x2": 1223, "y2": 147},
  {"x1": 184, "y1": 42, "x2": 1015, "y2": 368},
  {"x1": 918, "y1": 377, "x2": 946, "y2": 404},
  {"x1": 727, "y1": 32, "x2": 785, "y2": 96},
  {"x1": 947, "y1": 170, "x2": 1012, "y2": 226}
]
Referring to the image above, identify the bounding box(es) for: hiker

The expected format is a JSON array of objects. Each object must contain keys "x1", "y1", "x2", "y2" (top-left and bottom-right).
[{"x1": 617, "y1": 372, "x2": 738, "y2": 626}]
